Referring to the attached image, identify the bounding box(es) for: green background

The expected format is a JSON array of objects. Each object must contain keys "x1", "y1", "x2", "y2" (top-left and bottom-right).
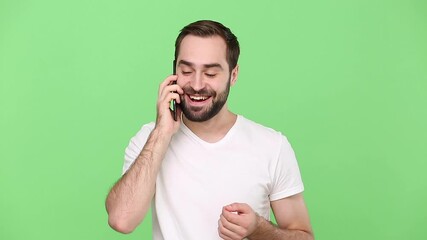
[{"x1": 1, "y1": 0, "x2": 426, "y2": 239}]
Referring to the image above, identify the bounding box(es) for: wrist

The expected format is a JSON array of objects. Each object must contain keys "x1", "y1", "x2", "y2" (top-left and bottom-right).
[
  {"x1": 137, "y1": 127, "x2": 173, "y2": 163},
  {"x1": 152, "y1": 125, "x2": 174, "y2": 140},
  {"x1": 248, "y1": 214, "x2": 269, "y2": 239},
  {"x1": 255, "y1": 213, "x2": 263, "y2": 230}
]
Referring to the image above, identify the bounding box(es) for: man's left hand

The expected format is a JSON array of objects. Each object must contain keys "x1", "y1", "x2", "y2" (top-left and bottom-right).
[{"x1": 218, "y1": 203, "x2": 260, "y2": 240}]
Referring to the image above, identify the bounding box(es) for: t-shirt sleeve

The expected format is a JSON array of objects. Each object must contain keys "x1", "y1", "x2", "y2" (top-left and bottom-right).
[
  {"x1": 122, "y1": 123, "x2": 155, "y2": 175},
  {"x1": 269, "y1": 135, "x2": 305, "y2": 201}
]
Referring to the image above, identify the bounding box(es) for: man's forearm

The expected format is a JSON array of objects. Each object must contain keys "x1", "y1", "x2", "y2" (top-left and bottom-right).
[
  {"x1": 105, "y1": 128, "x2": 171, "y2": 233},
  {"x1": 248, "y1": 217, "x2": 314, "y2": 240}
]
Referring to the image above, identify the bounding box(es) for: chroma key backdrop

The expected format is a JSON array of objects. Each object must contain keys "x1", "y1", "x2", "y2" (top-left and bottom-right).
[{"x1": 1, "y1": 0, "x2": 426, "y2": 239}]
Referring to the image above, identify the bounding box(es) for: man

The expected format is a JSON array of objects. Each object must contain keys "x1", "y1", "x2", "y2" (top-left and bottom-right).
[{"x1": 106, "y1": 20, "x2": 314, "y2": 240}]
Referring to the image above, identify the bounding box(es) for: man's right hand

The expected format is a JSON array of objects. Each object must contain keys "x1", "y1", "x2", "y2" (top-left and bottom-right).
[{"x1": 155, "y1": 75, "x2": 184, "y2": 136}]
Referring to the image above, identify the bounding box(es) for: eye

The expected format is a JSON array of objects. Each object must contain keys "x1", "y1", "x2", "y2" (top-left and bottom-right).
[
  {"x1": 182, "y1": 71, "x2": 192, "y2": 76},
  {"x1": 205, "y1": 73, "x2": 216, "y2": 78}
]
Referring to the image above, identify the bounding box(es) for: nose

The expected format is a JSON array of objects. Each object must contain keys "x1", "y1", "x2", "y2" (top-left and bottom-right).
[{"x1": 189, "y1": 72, "x2": 205, "y2": 91}]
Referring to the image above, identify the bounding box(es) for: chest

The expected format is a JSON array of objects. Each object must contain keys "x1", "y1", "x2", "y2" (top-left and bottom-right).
[{"x1": 158, "y1": 142, "x2": 273, "y2": 216}]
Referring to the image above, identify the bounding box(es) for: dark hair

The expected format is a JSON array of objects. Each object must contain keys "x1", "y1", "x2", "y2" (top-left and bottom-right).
[{"x1": 174, "y1": 20, "x2": 240, "y2": 71}]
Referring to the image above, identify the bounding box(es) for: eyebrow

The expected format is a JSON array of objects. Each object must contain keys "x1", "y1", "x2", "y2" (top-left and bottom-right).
[{"x1": 178, "y1": 60, "x2": 223, "y2": 70}]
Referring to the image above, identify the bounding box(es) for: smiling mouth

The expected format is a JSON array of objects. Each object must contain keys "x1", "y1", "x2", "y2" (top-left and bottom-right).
[{"x1": 188, "y1": 94, "x2": 211, "y2": 102}]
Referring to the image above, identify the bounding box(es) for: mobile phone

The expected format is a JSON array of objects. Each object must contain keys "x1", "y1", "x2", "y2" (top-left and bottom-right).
[{"x1": 170, "y1": 60, "x2": 177, "y2": 121}]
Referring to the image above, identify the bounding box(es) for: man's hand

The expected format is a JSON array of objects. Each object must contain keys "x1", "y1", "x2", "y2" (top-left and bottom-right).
[
  {"x1": 218, "y1": 203, "x2": 260, "y2": 240},
  {"x1": 218, "y1": 195, "x2": 314, "y2": 240},
  {"x1": 155, "y1": 75, "x2": 184, "y2": 136}
]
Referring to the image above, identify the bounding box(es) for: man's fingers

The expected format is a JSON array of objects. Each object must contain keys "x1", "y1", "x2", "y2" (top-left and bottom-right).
[
  {"x1": 222, "y1": 207, "x2": 240, "y2": 224},
  {"x1": 159, "y1": 86, "x2": 183, "y2": 106},
  {"x1": 218, "y1": 215, "x2": 243, "y2": 240},
  {"x1": 222, "y1": 208, "x2": 251, "y2": 236},
  {"x1": 168, "y1": 92, "x2": 182, "y2": 105},
  {"x1": 158, "y1": 75, "x2": 182, "y2": 101},
  {"x1": 159, "y1": 84, "x2": 183, "y2": 102},
  {"x1": 158, "y1": 92, "x2": 181, "y2": 111},
  {"x1": 158, "y1": 75, "x2": 178, "y2": 96},
  {"x1": 225, "y1": 203, "x2": 250, "y2": 214},
  {"x1": 218, "y1": 219, "x2": 233, "y2": 240}
]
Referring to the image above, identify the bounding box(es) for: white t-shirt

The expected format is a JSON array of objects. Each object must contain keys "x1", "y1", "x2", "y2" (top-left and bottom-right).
[{"x1": 123, "y1": 115, "x2": 304, "y2": 240}]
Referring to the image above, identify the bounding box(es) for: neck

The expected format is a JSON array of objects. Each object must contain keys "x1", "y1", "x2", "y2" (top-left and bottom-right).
[{"x1": 182, "y1": 105, "x2": 237, "y2": 143}]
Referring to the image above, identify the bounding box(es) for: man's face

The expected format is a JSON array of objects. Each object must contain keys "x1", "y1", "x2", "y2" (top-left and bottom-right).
[{"x1": 176, "y1": 35, "x2": 237, "y2": 122}]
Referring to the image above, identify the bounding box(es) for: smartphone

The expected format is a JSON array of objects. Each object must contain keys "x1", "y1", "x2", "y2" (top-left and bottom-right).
[{"x1": 170, "y1": 60, "x2": 178, "y2": 121}]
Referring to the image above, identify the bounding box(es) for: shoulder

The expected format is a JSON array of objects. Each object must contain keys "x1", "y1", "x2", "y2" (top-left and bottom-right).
[
  {"x1": 123, "y1": 122, "x2": 156, "y2": 174},
  {"x1": 237, "y1": 115, "x2": 285, "y2": 142},
  {"x1": 235, "y1": 115, "x2": 290, "y2": 156},
  {"x1": 128, "y1": 122, "x2": 156, "y2": 146},
  {"x1": 135, "y1": 122, "x2": 156, "y2": 136}
]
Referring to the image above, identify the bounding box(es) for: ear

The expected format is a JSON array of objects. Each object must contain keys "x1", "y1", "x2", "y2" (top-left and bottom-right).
[{"x1": 230, "y1": 64, "x2": 239, "y2": 86}]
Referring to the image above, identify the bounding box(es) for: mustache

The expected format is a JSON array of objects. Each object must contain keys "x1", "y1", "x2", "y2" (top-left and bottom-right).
[{"x1": 182, "y1": 86, "x2": 216, "y2": 96}]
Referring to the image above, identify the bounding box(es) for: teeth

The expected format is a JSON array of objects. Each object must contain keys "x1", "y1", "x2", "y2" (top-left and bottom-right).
[{"x1": 190, "y1": 95, "x2": 208, "y2": 101}]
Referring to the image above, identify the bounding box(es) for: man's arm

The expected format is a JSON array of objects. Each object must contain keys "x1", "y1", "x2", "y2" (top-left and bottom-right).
[
  {"x1": 250, "y1": 193, "x2": 314, "y2": 239},
  {"x1": 105, "y1": 75, "x2": 183, "y2": 234},
  {"x1": 105, "y1": 129, "x2": 171, "y2": 233},
  {"x1": 218, "y1": 193, "x2": 314, "y2": 240}
]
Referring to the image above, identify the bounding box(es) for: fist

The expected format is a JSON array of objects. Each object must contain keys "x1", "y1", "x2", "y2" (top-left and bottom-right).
[{"x1": 218, "y1": 203, "x2": 260, "y2": 240}]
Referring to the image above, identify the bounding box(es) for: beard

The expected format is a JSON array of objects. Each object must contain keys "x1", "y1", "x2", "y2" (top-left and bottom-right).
[{"x1": 179, "y1": 79, "x2": 231, "y2": 122}]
